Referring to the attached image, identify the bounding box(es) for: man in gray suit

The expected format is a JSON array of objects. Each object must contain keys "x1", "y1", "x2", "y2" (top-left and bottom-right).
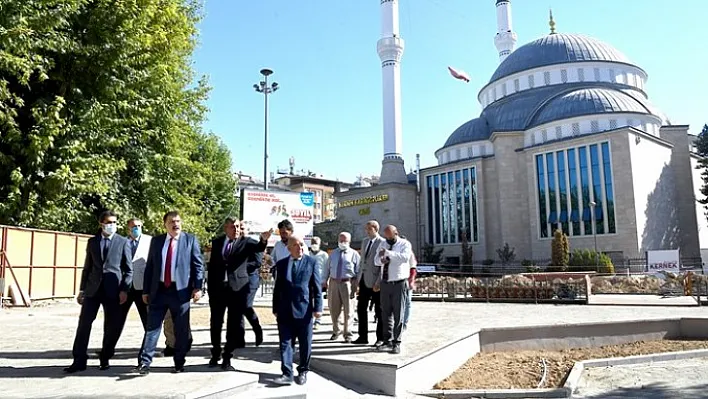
[
  {"x1": 354, "y1": 220, "x2": 385, "y2": 345},
  {"x1": 114, "y1": 218, "x2": 151, "y2": 365},
  {"x1": 134, "y1": 210, "x2": 204, "y2": 374},
  {"x1": 65, "y1": 210, "x2": 133, "y2": 373}
]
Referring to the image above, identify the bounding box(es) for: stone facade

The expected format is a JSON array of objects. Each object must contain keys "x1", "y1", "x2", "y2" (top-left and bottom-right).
[
  {"x1": 418, "y1": 126, "x2": 704, "y2": 264},
  {"x1": 321, "y1": 183, "x2": 419, "y2": 252}
]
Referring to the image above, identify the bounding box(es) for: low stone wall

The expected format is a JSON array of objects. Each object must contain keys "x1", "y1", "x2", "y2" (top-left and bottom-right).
[{"x1": 415, "y1": 274, "x2": 587, "y2": 301}]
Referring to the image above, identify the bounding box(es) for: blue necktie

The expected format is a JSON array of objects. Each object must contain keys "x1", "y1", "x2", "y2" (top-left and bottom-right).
[{"x1": 291, "y1": 259, "x2": 299, "y2": 281}]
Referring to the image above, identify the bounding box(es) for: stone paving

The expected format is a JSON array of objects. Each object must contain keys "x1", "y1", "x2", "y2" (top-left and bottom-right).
[{"x1": 2, "y1": 298, "x2": 708, "y2": 398}]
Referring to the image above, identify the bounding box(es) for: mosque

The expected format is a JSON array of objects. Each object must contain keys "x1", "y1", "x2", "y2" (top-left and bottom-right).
[{"x1": 330, "y1": 0, "x2": 708, "y2": 265}]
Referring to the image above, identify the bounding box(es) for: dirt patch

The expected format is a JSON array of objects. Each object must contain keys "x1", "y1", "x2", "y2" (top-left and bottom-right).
[
  {"x1": 435, "y1": 340, "x2": 708, "y2": 390},
  {"x1": 125, "y1": 305, "x2": 277, "y2": 327}
]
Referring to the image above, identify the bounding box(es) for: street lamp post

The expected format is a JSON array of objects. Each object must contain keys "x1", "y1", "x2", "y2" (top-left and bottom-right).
[
  {"x1": 589, "y1": 200, "x2": 598, "y2": 270},
  {"x1": 253, "y1": 68, "x2": 279, "y2": 190}
]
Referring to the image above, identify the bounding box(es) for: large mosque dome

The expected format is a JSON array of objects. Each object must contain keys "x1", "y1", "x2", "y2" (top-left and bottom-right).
[
  {"x1": 436, "y1": 29, "x2": 666, "y2": 164},
  {"x1": 488, "y1": 33, "x2": 639, "y2": 84}
]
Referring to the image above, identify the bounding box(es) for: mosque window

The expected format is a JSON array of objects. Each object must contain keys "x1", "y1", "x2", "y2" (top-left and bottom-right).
[
  {"x1": 541, "y1": 129, "x2": 548, "y2": 142},
  {"x1": 626, "y1": 73, "x2": 634, "y2": 86},
  {"x1": 609, "y1": 119, "x2": 618, "y2": 129},
  {"x1": 480, "y1": 146, "x2": 486, "y2": 156},
  {"x1": 567, "y1": 148, "x2": 581, "y2": 235},
  {"x1": 536, "y1": 155, "x2": 548, "y2": 238},
  {"x1": 640, "y1": 122, "x2": 646, "y2": 132},
  {"x1": 555, "y1": 126, "x2": 563, "y2": 139},
  {"x1": 426, "y1": 168, "x2": 478, "y2": 245},
  {"x1": 556, "y1": 150, "x2": 569, "y2": 234},
  {"x1": 589, "y1": 144, "x2": 605, "y2": 234},
  {"x1": 617, "y1": 71, "x2": 625, "y2": 84},
  {"x1": 601, "y1": 142, "x2": 616, "y2": 233},
  {"x1": 561, "y1": 69, "x2": 568, "y2": 83},
  {"x1": 577, "y1": 68, "x2": 585, "y2": 82},
  {"x1": 528, "y1": 75, "x2": 535, "y2": 88},
  {"x1": 544, "y1": 71, "x2": 551, "y2": 86},
  {"x1": 467, "y1": 147, "x2": 473, "y2": 158},
  {"x1": 502, "y1": 83, "x2": 507, "y2": 96},
  {"x1": 591, "y1": 120, "x2": 600, "y2": 133},
  {"x1": 514, "y1": 79, "x2": 520, "y2": 92},
  {"x1": 572, "y1": 123, "x2": 580, "y2": 136},
  {"x1": 456, "y1": 148, "x2": 461, "y2": 160},
  {"x1": 594, "y1": 68, "x2": 601, "y2": 81},
  {"x1": 627, "y1": 118, "x2": 634, "y2": 127},
  {"x1": 609, "y1": 68, "x2": 615, "y2": 82},
  {"x1": 530, "y1": 133, "x2": 536, "y2": 146}
]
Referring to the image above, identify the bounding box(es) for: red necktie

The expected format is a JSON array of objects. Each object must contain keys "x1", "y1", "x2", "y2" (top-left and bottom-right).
[{"x1": 164, "y1": 238, "x2": 174, "y2": 287}]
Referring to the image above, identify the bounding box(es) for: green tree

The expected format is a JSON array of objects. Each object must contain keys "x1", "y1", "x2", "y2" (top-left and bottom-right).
[
  {"x1": 422, "y1": 243, "x2": 444, "y2": 264},
  {"x1": 0, "y1": 0, "x2": 236, "y2": 243},
  {"x1": 496, "y1": 242, "x2": 516, "y2": 265},
  {"x1": 460, "y1": 231, "x2": 473, "y2": 265},
  {"x1": 551, "y1": 229, "x2": 570, "y2": 269},
  {"x1": 695, "y1": 124, "x2": 708, "y2": 223}
]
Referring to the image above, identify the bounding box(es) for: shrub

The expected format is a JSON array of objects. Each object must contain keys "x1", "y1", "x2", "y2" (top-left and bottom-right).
[
  {"x1": 496, "y1": 243, "x2": 516, "y2": 265},
  {"x1": 551, "y1": 229, "x2": 570, "y2": 269},
  {"x1": 568, "y1": 249, "x2": 615, "y2": 274}
]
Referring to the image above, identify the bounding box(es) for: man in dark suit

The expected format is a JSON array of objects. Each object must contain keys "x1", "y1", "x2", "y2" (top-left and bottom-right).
[
  {"x1": 218, "y1": 222, "x2": 271, "y2": 369},
  {"x1": 238, "y1": 220, "x2": 266, "y2": 350},
  {"x1": 272, "y1": 235, "x2": 322, "y2": 386},
  {"x1": 64, "y1": 210, "x2": 133, "y2": 373},
  {"x1": 133, "y1": 211, "x2": 204, "y2": 374},
  {"x1": 207, "y1": 217, "x2": 269, "y2": 368}
]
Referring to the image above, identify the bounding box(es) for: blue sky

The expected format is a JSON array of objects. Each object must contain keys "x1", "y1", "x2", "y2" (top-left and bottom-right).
[{"x1": 193, "y1": 0, "x2": 708, "y2": 183}]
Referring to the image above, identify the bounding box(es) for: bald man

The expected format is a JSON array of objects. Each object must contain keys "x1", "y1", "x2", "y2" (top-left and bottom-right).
[
  {"x1": 373, "y1": 225, "x2": 413, "y2": 354},
  {"x1": 322, "y1": 231, "x2": 360, "y2": 343}
]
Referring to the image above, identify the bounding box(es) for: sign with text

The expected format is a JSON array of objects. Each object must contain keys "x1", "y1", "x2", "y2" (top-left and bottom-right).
[
  {"x1": 416, "y1": 264, "x2": 437, "y2": 273},
  {"x1": 241, "y1": 189, "x2": 315, "y2": 246},
  {"x1": 338, "y1": 194, "x2": 389, "y2": 208},
  {"x1": 646, "y1": 249, "x2": 680, "y2": 274}
]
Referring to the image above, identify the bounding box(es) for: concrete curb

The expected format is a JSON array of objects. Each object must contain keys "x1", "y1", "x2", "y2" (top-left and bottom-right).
[
  {"x1": 413, "y1": 349, "x2": 708, "y2": 399},
  {"x1": 412, "y1": 388, "x2": 570, "y2": 398},
  {"x1": 562, "y1": 348, "x2": 708, "y2": 395}
]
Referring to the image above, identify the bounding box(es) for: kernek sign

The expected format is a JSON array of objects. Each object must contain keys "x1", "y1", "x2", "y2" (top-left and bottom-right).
[
  {"x1": 241, "y1": 189, "x2": 315, "y2": 247},
  {"x1": 646, "y1": 249, "x2": 680, "y2": 274}
]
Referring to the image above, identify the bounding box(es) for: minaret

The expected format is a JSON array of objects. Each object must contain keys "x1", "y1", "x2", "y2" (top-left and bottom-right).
[
  {"x1": 494, "y1": 0, "x2": 518, "y2": 62},
  {"x1": 377, "y1": 0, "x2": 407, "y2": 184}
]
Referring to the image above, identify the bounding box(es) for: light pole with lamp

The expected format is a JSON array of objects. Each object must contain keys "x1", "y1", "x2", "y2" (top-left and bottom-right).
[
  {"x1": 589, "y1": 200, "x2": 599, "y2": 271},
  {"x1": 253, "y1": 68, "x2": 279, "y2": 190}
]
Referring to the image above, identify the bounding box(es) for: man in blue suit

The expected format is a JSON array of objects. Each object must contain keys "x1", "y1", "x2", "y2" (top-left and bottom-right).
[
  {"x1": 133, "y1": 211, "x2": 204, "y2": 374},
  {"x1": 272, "y1": 235, "x2": 322, "y2": 386}
]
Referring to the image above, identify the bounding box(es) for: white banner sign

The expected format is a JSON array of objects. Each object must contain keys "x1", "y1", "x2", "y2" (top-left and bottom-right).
[
  {"x1": 241, "y1": 189, "x2": 315, "y2": 247},
  {"x1": 646, "y1": 249, "x2": 680, "y2": 274}
]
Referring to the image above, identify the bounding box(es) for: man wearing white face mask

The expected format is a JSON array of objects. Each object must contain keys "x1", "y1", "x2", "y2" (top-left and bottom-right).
[
  {"x1": 309, "y1": 237, "x2": 328, "y2": 330},
  {"x1": 322, "y1": 232, "x2": 360, "y2": 342}
]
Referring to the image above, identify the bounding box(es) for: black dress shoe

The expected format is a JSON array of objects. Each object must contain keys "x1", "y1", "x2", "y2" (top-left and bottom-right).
[
  {"x1": 99, "y1": 361, "x2": 110, "y2": 371},
  {"x1": 173, "y1": 364, "x2": 185, "y2": 373},
  {"x1": 63, "y1": 364, "x2": 87, "y2": 373},
  {"x1": 132, "y1": 364, "x2": 150, "y2": 375},
  {"x1": 220, "y1": 358, "x2": 231, "y2": 370},
  {"x1": 352, "y1": 338, "x2": 369, "y2": 345},
  {"x1": 272, "y1": 375, "x2": 293, "y2": 385},
  {"x1": 208, "y1": 357, "x2": 220, "y2": 367},
  {"x1": 295, "y1": 373, "x2": 308, "y2": 385}
]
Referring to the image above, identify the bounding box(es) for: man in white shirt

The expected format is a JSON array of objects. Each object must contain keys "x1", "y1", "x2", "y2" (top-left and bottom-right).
[
  {"x1": 322, "y1": 232, "x2": 360, "y2": 342},
  {"x1": 374, "y1": 225, "x2": 413, "y2": 354},
  {"x1": 271, "y1": 219, "x2": 309, "y2": 278},
  {"x1": 309, "y1": 236, "x2": 328, "y2": 330}
]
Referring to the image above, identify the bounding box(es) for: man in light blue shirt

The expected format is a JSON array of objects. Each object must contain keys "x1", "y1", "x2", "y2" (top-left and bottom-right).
[
  {"x1": 309, "y1": 236, "x2": 329, "y2": 329},
  {"x1": 322, "y1": 232, "x2": 360, "y2": 342}
]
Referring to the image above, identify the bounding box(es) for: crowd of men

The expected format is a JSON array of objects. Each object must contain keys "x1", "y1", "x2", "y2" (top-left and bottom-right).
[{"x1": 62, "y1": 210, "x2": 417, "y2": 386}]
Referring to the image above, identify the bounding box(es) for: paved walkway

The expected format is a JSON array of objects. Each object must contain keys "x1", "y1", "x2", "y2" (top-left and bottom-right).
[
  {"x1": 2, "y1": 299, "x2": 708, "y2": 398},
  {"x1": 574, "y1": 358, "x2": 708, "y2": 398}
]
